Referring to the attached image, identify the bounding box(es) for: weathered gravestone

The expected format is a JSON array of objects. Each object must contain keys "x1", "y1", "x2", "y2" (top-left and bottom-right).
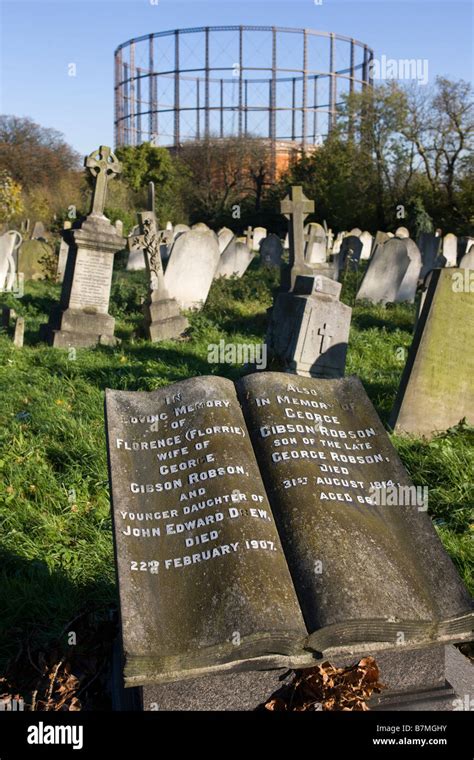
[
  {"x1": 126, "y1": 225, "x2": 146, "y2": 271},
  {"x1": 217, "y1": 227, "x2": 234, "y2": 254},
  {"x1": 20, "y1": 219, "x2": 30, "y2": 237},
  {"x1": 214, "y1": 238, "x2": 254, "y2": 278},
  {"x1": 135, "y1": 210, "x2": 188, "y2": 341},
  {"x1": 156, "y1": 227, "x2": 174, "y2": 264},
  {"x1": 252, "y1": 227, "x2": 267, "y2": 251},
  {"x1": 326, "y1": 228, "x2": 334, "y2": 253},
  {"x1": 42, "y1": 145, "x2": 124, "y2": 348},
  {"x1": 418, "y1": 233, "x2": 445, "y2": 280},
  {"x1": 442, "y1": 233, "x2": 457, "y2": 267},
  {"x1": 395, "y1": 226, "x2": 410, "y2": 239},
  {"x1": 356, "y1": 238, "x2": 411, "y2": 304},
  {"x1": 56, "y1": 238, "x2": 69, "y2": 283},
  {"x1": 172, "y1": 223, "x2": 191, "y2": 240},
  {"x1": 105, "y1": 372, "x2": 473, "y2": 709},
  {"x1": 259, "y1": 233, "x2": 282, "y2": 268},
  {"x1": 460, "y1": 244, "x2": 474, "y2": 270},
  {"x1": 372, "y1": 231, "x2": 391, "y2": 257},
  {"x1": 267, "y1": 274, "x2": 351, "y2": 378},
  {"x1": 18, "y1": 240, "x2": 51, "y2": 281},
  {"x1": 340, "y1": 234, "x2": 363, "y2": 272},
  {"x1": 13, "y1": 316, "x2": 24, "y2": 347},
  {"x1": 191, "y1": 222, "x2": 210, "y2": 231},
  {"x1": 459, "y1": 237, "x2": 474, "y2": 261},
  {"x1": 164, "y1": 229, "x2": 220, "y2": 310},
  {"x1": 56, "y1": 222, "x2": 72, "y2": 283},
  {"x1": 304, "y1": 223, "x2": 327, "y2": 264},
  {"x1": 390, "y1": 268, "x2": 474, "y2": 437},
  {"x1": 359, "y1": 231, "x2": 373, "y2": 260},
  {"x1": 396, "y1": 239, "x2": 422, "y2": 303},
  {"x1": 331, "y1": 231, "x2": 346, "y2": 256},
  {"x1": 115, "y1": 219, "x2": 124, "y2": 237},
  {"x1": 0, "y1": 230, "x2": 22, "y2": 292},
  {"x1": 159, "y1": 242, "x2": 171, "y2": 262},
  {"x1": 31, "y1": 221, "x2": 47, "y2": 240}
]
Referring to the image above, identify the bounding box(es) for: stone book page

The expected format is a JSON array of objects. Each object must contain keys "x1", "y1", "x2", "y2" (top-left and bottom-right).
[
  {"x1": 237, "y1": 373, "x2": 473, "y2": 656},
  {"x1": 105, "y1": 376, "x2": 312, "y2": 687}
]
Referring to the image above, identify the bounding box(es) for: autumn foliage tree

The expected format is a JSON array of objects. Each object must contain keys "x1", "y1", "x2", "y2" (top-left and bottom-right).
[
  {"x1": 0, "y1": 170, "x2": 24, "y2": 225},
  {"x1": 0, "y1": 115, "x2": 84, "y2": 224}
]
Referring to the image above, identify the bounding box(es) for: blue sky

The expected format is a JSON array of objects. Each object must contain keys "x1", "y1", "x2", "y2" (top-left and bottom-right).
[{"x1": 1, "y1": 0, "x2": 472, "y2": 155}]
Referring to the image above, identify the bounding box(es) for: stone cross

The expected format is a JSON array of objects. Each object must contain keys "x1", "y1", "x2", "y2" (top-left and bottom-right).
[
  {"x1": 281, "y1": 186, "x2": 314, "y2": 270},
  {"x1": 137, "y1": 211, "x2": 167, "y2": 297},
  {"x1": 85, "y1": 146, "x2": 121, "y2": 216},
  {"x1": 318, "y1": 323, "x2": 333, "y2": 352}
]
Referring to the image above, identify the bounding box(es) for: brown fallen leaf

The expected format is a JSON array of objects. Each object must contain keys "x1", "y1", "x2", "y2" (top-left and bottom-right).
[{"x1": 262, "y1": 656, "x2": 385, "y2": 711}]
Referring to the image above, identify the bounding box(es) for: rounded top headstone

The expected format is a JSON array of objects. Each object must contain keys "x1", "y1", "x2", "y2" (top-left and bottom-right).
[
  {"x1": 173, "y1": 223, "x2": 190, "y2": 240},
  {"x1": 395, "y1": 227, "x2": 410, "y2": 239}
]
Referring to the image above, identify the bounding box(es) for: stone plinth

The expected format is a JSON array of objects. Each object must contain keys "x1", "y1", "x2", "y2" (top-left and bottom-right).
[{"x1": 143, "y1": 296, "x2": 188, "y2": 342}]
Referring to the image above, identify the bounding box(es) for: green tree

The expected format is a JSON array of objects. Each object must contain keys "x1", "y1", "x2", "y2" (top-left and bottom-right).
[
  {"x1": 115, "y1": 143, "x2": 185, "y2": 223},
  {"x1": 283, "y1": 132, "x2": 378, "y2": 230}
]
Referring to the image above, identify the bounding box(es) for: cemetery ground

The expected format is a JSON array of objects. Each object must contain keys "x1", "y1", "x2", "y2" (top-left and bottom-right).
[{"x1": 0, "y1": 259, "x2": 472, "y2": 709}]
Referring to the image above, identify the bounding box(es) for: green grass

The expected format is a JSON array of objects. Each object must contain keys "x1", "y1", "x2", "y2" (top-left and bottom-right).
[{"x1": 0, "y1": 261, "x2": 472, "y2": 670}]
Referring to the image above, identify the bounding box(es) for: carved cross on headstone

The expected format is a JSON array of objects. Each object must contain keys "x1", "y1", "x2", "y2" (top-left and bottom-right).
[
  {"x1": 85, "y1": 146, "x2": 121, "y2": 216},
  {"x1": 281, "y1": 186, "x2": 314, "y2": 270},
  {"x1": 318, "y1": 323, "x2": 333, "y2": 353}
]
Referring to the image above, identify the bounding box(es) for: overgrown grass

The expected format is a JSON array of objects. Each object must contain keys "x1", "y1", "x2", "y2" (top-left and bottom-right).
[{"x1": 0, "y1": 262, "x2": 472, "y2": 670}]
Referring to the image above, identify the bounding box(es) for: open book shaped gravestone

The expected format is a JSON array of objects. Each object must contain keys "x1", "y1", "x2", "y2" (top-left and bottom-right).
[{"x1": 105, "y1": 372, "x2": 472, "y2": 709}]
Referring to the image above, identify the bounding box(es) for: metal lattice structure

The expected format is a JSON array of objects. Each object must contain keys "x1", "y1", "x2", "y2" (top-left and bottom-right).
[{"x1": 114, "y1": 26, "x2": 374, "y2": 152}]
